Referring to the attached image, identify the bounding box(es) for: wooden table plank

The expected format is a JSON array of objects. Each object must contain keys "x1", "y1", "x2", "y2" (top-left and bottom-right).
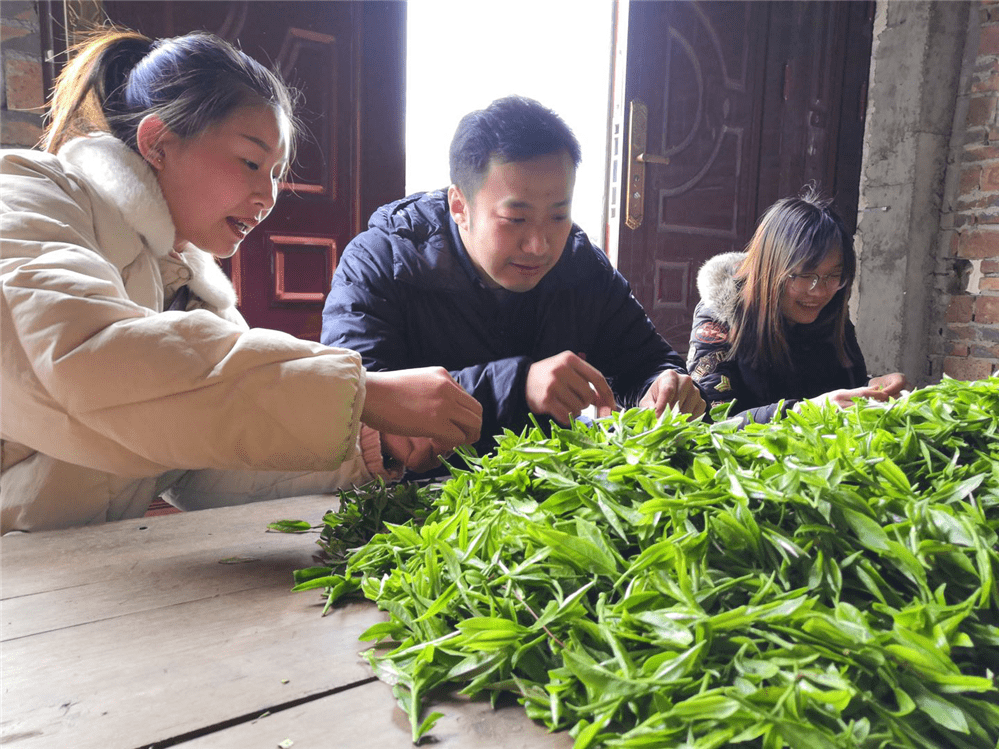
[
  {"x1": 2, "y1": 494, "x2": 573, "y2": 749},
  {"x1": 175, "y1": 678, "x2": 573, "y2": 749},
  {"x1": 1, "y1": 542, "x2": 327, "y2": 641},
  {"x1": 1, "y1": 496, "x2": 375, "y2": 749},
  {"x1": 3, "y1": 591, "x2": 385, "y2": 749},
  {"x1": 2, "y1": 496, "x2": 338, "y2": 641},
  {"x1": 0, "y1": 494, "x2": 337, "y2": 599}
]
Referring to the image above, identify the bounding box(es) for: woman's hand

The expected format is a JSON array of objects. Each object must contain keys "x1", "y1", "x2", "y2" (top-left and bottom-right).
[
  {"x1": 867, "y1": 372, "x2": 910, "y2": 397},
  {"x1": 804, "y1": 385, "x2": 891, "y2": 410},
  {"x1": 362, "y1": 368, "x2": 482, "y2": 452}
]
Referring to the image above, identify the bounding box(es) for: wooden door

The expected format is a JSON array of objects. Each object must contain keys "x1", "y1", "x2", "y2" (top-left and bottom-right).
[
  {"x1": 98, "y1": 1, "x2": 406, "y2": 341},
  {"x1": 610, "y1": 0, "x2": 873, "y2": 356}
]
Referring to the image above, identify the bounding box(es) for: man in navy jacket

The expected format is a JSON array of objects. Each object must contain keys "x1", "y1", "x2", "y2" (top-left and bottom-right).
[{"x1": 322, "y1": 96, "x2": 704, "y2": 473}]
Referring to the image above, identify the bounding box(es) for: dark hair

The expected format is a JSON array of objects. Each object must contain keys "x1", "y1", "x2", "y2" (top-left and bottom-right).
[
  {"x1": 44, "y1": 28, "x2": 297, "y2": 161},
  {"x1": 729, "y1": 187, "x2": 857, "y2": 371},
  {"x1": 448, "y1": 95, "x2": 582, "y2": 198}
]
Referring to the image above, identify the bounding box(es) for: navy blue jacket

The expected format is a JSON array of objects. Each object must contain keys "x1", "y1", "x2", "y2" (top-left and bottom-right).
[{"x1": 322, "y1": 190, "x2": 687, "y2": 461}]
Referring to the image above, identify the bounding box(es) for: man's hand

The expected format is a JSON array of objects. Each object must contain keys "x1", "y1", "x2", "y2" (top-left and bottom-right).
[
  {"x1": 526, "y1": 351, "x2": 617, "y2": 426},
  {"x1": 867, "y1": 372, "x2": 910, "y2": 397},
  {"x1": 362, "y1": 367, "x2": 482, "y2": 452},
  {"x1": 638, "y1": 370, "x2": 706, "y2": 417},
  {"x1": 379, "y1": 434, "x2": 448, "y2": 474},
  {"x1": 804, "y1": 385, "x2": 891, "y2": 410}
]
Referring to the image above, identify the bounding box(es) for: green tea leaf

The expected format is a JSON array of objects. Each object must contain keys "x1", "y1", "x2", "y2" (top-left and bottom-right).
[{"x1": 288, "y1": 377, "x2": 999, "y2": 747}]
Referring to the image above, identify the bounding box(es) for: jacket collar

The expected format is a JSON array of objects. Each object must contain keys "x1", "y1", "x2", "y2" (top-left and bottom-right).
[
  {"x1": 696, "y1": 251, "x2": 746, "y2": 325},
  {"x1": 59, "y1": 133, "x2": 237, "y2": 312},
  {"x1": 59, "y1": 133, "x2": 176, "y2": 258},
  {"x1": 446, "y1": 205, "x2": 496, "y2": 290},
  {"x1": 369, "y1": 190, "x2": 473, "y2": 291}
]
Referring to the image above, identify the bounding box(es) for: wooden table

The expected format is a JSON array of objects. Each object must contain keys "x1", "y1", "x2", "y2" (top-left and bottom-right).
[{"x1": 1, "y1": 496, "x2": 571, "y2": 749}]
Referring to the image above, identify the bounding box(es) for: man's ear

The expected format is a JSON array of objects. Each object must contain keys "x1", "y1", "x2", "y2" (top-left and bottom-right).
[
  {"x1": 136, "y1": 114, "x2": 173, "y2": 170},
  {"x1": 448, "y1": 184, "x2": 470, "y2": 232}
]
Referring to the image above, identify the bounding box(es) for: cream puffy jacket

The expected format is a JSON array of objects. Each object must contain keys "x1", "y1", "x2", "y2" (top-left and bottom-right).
[{"x1": 1, "y1": 134, "x2": 379, "y2": 533}]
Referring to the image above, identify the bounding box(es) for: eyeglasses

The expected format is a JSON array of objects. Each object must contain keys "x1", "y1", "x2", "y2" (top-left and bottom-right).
[{"x1": 786, "y1": 272, "x2": 848, "y2": 293}]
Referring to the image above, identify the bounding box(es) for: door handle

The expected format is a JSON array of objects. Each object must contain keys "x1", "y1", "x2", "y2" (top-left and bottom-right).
[{"x1": 625, "y1": 99, "x2": 670, "y2": 230}]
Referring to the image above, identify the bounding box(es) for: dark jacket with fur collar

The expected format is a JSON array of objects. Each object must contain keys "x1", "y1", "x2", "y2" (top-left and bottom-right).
[{"x1": 686, "y1": 252, "x2": 868, "y2": 423}]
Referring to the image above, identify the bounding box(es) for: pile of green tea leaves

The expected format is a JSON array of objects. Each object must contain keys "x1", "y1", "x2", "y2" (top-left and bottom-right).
[{"x1": 289, "y1": 376, "x2": 999, "y2": 748}]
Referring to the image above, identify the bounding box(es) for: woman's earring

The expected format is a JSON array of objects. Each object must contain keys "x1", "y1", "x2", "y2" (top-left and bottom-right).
[{"x1": 148, "y1": 150, "x2": 164, "y2": 170}]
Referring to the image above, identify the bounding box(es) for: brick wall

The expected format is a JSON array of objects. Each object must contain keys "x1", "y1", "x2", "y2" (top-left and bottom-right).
[
  {"x1": 1, "y1": 1, "x2": 45, "y2": 148},
  {"x1": 939, "y1": 1, "x2": 999, "y2": 381}
]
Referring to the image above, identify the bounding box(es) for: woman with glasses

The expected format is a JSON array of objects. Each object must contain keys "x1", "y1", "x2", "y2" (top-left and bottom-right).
[{"x1": 686, "y1": 189, "x2": 909, "y2": 423}]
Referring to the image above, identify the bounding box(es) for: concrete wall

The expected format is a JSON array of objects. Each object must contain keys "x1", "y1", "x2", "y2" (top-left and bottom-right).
[
  {"x1": 853, "y1": 1, "x2": 975, "y2": 385},
  {"x1": 854, "y1": 0, "x2": 998, "y2": 384}
]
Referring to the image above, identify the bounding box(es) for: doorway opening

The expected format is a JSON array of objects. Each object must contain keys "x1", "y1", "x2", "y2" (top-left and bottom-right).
[{"x1": 405, "y1": 0, "x2": 615, "y2": 245}]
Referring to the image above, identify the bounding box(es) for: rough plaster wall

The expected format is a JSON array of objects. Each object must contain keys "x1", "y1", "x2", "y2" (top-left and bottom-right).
[{"x1": 853, "y1": 1, "x2": 971, "y2": 386}]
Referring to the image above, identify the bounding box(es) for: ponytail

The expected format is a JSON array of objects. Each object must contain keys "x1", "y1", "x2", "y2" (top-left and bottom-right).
[
  {"x1": 43, "y1": 27, "x2": 297, "y2": 158},
  {"x1": 44, "y1": 30, "x2": 153, "y2": 153}
]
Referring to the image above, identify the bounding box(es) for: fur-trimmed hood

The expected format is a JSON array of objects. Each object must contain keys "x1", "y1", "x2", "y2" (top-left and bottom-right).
[
  {"x1": 58, "y1": 133, "x2": 238, "y2": 312},
  {"x1": 695, "y1": 251, "x2": 745, "y2": 325}
]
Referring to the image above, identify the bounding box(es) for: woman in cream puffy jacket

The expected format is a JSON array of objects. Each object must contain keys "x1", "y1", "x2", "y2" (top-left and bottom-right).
[{"x1": 0, "y1": 30, "x2": 481, "y2": 533}]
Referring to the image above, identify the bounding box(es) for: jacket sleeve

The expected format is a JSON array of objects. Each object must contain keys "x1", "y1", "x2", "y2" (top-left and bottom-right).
[
  {"x1": 322, "y1": 231, "x2": 533, "y2": 451},
  {"x1": 686, "y1": 302, "x2": 786, "y2": 424},
  {"x1": 447, "y1": 357, "x2": 532, "y2": 447},
  {"x1": 162, "y1": 426, "x2": 395, "y2": 510},
  {"x1": 845, "y1": 320, "x2": 869, "y2": 386},
  {"x1": 584, "y1": 261, "x2": 688, "y2": 408},
  {"x1": 1, "y1": 154, "x2": 367, "y2": 477}
]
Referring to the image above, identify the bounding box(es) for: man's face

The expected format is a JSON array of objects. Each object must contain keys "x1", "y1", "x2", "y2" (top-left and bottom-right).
[{"x1": 448, "y1": 150, "x2": 575, "y2": 292}]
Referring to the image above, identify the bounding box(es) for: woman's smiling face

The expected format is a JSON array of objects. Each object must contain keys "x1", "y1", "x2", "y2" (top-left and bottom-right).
[
  {"x1": 151, "y1": 104, "x2": 291, "y2": 258},
  {"x1": 779, "y1": 245, "x2": 845, "y2": 326}
]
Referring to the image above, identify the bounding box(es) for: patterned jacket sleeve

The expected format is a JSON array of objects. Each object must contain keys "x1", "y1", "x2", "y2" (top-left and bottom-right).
[
  {"x1": 686, "y1": 302, "x2": 785, "y2": 424},
  {"x1": 686, "y1": 301, "x2": 739, "y2": 402}
]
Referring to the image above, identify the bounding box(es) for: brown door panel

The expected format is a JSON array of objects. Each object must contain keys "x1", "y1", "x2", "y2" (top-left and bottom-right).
[
  {"x1": 618, "y1": 1, "x2": 768, "y2": 353},
  {"x1": 616, "y1": 0, "x2": 872, "y2": 356}
]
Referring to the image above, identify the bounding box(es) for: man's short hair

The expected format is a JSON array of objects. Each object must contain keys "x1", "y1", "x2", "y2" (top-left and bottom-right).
[{"x1": 449, "y1": 95, "x2": 582, "y2": 199}]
